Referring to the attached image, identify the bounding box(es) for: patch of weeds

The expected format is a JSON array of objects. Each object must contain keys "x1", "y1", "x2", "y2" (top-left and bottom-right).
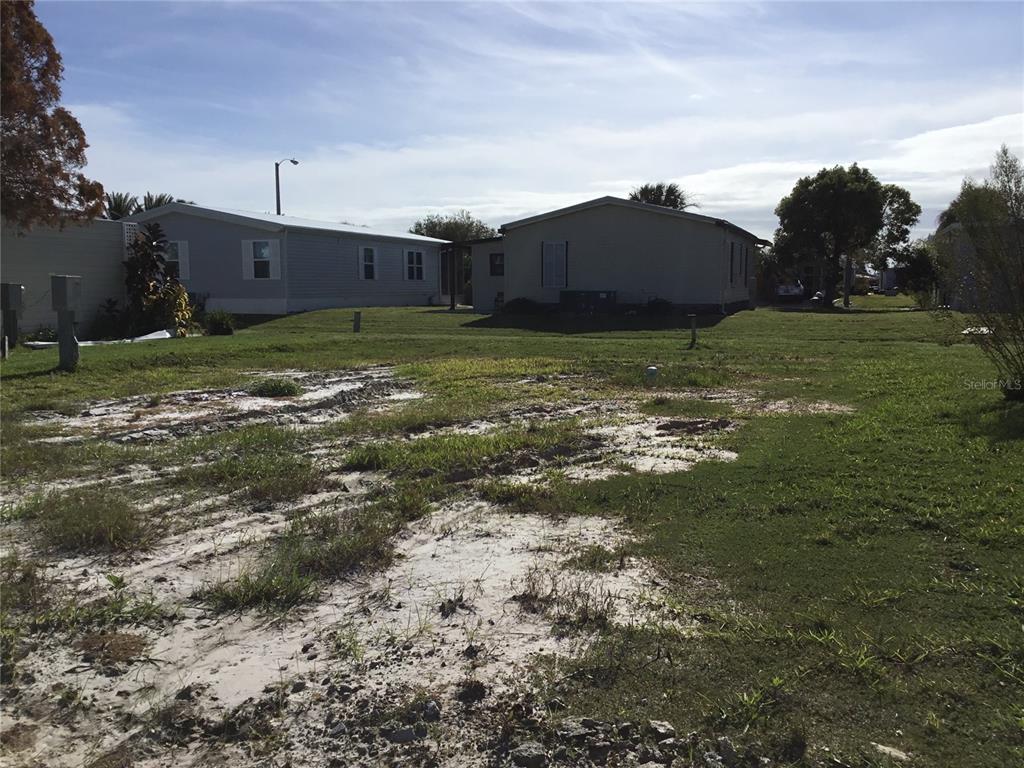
[
  {"x1": 83, "y1": 745, "x2": 133, "y2": 768},
  {"x1": 198, "y1": 507, "x2": 396, "y2": 612},
  {"x1": 248, "y1": 377, "x2": 302, "y2": 398},
  {"x1": 567, "y1": 544, "x2": 629, "y2": 573},
  {"x1": 641, "y1": 395, "x2": 735, "y2": 419},
  {"x1": 35, "y1": 487, "x2": 147, "y2": 552},
  {"x1": 75, "y1": 631, "x2": 150, "y2": 664},
  {"x1": 184, "y1": 452, "x2": 323, "y2": 503},
  {"x1": 343, "y1": 421, "x2": 589, "y2": 480},
  {"x1": 0, "y1": 553, "x2": 50, "y2": 613},
  {"x1": 514, "y1": 564, "x2": 617, "y2": 628},
  {"x1": 329, "y1": 623, "x2": 365, "y2": 662}
]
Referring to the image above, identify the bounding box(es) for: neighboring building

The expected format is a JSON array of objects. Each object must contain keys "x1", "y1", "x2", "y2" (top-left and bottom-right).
[
  {"x1": 129, "y1": 204, "x2": 449, "y2": 314},
  {"x1": 470, "y1": 196, "x2": 768, "y2": 314},
  {"x1": 1, "y1": 218, "x2": 130, "y2": 338},
  {"x1": 467, "y1": 236, "x2": 506, "y2": 312}
]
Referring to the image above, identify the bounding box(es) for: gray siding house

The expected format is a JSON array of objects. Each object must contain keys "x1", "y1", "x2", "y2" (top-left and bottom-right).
[
  {"x1": 130, "y1": 204, "x2": 449, "y2": 314},
  {"x1": 471, "y1": 197, "x2": 768, "y2": 314},
  {"x1": 1, "y1": 218, "x2": 129, "y2": 338}
]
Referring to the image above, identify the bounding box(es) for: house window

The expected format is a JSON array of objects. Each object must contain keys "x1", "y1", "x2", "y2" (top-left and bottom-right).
[
  {"x1": 165, "y1": 242, "x2": 181, "y2": 279},
  {"x1": 253, "y1": 240, "x2": 272, "y2": 279},
  {"x1": 362, "y1": 246, "x2": 377, "y2": 280},
  {"x1": 405, "y1": 250, "x2": 424, "y2": 280},
  {"x1": 489, "y1": 253, "x2": 504, "y2": 277},
  {"x1": 541, "y1": 241, "x2": 567, "y2": 289}
]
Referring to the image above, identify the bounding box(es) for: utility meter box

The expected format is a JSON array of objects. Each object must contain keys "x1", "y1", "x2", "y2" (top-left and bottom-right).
[
  {"x1": 51, "y1": 275, "x2": 82, "y2": 312},
  {"x1": 0, "y1": 283, "x2": 24, "y2": 312}
]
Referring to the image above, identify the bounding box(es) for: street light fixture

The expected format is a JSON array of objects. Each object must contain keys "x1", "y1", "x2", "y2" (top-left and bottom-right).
[{"x1": 274, "y1": 158, "x2": 299, "y2": 215}]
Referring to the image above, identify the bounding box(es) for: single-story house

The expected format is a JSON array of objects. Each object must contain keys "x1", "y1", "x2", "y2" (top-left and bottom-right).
[
  {"x1": 1, "y1": 218, "x2": 130, "y2": 338},
  {"x1": 129, "y1": 203, "x2": 450, "y2": 315},
  {"x1": 469, "y1": 196, "x2": 769, "y2": 313}
]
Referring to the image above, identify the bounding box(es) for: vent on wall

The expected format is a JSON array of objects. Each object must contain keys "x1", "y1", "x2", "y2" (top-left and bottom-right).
[{"x1": 122, "y1": 222, "x2": 139, "y2": 250}]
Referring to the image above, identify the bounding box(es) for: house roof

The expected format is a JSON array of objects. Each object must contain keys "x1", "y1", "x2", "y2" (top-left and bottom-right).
[
  {"x1": 128, "y1": 203, "x2": 450, "y2": 244},
  {"x1": 499, "y1": 196, "x2": 770, "y2": 245}
]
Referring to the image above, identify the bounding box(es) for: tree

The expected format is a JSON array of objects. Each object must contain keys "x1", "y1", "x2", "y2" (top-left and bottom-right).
[
  {"x1": 773, "y1": 164, "x2": 885, "y2": 306},
  {"x1": 628, "y1": 182, "x2": 697, "y2": 210},
  {"x1": 105, "y1": 191, "x2": 140, "y2": 220},
  {"x1": 989, "y1": 143, "x2": 1024, "y2": 220},
  {"x1": 143, "y1": 192, "x2": 175, "y2": 210},
  {"x1": 409, "y1": 210, "x2": 496, "y2": 242},
  {"x1": 870, "y1": 184, "x2": 921, "y2": 274},
  {"x1": 934, "y1": 146, "x2": 1024, "y2": 401},
  {"x1": 1, "y1": 0, "x2": 104, "y2": 231},
  {"x1": 123, "y1": 222, "x2": 192, "y2": 336}
]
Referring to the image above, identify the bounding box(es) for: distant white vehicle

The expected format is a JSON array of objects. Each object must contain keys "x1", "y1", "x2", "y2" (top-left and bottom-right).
[{"x1": 776, "y1": 280, "x2": 804, "y2": 301}]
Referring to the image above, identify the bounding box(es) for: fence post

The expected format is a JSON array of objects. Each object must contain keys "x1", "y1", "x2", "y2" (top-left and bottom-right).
[
  {"x1": 687, "y1": 314, "x2": 698, "y2": 349},
  {"x1": 353, "y1": 311, "x2": 362, "y2": 333}
]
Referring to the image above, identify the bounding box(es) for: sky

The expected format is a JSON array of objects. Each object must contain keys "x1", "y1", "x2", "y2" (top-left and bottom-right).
[{"x1": 38, "y1": 0, "x2": 1024, "y2": 240}]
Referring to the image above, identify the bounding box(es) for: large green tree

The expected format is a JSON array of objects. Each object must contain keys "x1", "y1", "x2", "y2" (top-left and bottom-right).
[
  {"x1": 409, "y1": 210, "x2": 496, "y2": 241},
  {"x1": 934, "y1": 145, "x2": 1024, "y2": 400},
  {"x1": 628, "y1": 182, "x2": 696, "y2": 210},
  {"x1": 773, "y1": 164, "x2": 885, "y2": 306},
  {"x1": 870, "y1": 183, "x2": 922, "y2": 274},
  {"x1": 1, "y1": 0, "x2": 104, "y2": 230}
]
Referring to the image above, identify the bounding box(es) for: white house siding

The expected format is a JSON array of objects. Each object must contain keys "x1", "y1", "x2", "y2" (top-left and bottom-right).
[
  {"x1": 1, "y1": 219, "x2": 127, "y2": 338},
  {"x1": 470, "y1": 241, "x2": 505, "y2": 312},
  {"x1": 502, "y1": 203, "x2": 753, "y2": 310},
  {"x1": 138, "y1": 212, "x2": 289, "y2": 315},
  {"x1": 286, "y1": 231, "x2": 441, "y2": 312}
]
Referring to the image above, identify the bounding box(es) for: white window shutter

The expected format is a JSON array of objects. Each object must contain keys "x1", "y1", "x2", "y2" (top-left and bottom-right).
[
  {"x1": 178, "y1": 242, "x2": 190, "y2": 280},
  {"x1": 269, "y1": 240, "x2": 281, "y2": 280},
  {"x1": 241, "y1": 240, "x2": 254, "y2": 280}
]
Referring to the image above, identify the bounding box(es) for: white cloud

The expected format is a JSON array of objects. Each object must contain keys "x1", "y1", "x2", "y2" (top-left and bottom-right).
[{"x1": 65, "y1": 2, "x2": 1023, "y2": 241}]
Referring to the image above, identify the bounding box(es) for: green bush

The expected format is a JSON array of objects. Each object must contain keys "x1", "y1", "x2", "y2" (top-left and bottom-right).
[
  {"x1": 204, "y1": 309, "x2": 235, "y2": 336},
  {"x1": 36, "y1": 488, "x2": 145, "y2": 552},
  {"x1": 248, "y1": 378, "x2": 301, "y2": 397}
]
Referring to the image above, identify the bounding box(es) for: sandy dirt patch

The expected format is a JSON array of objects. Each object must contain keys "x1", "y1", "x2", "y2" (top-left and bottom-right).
[
  {"x1": 1, "y1": 498, "x2": 688, "y2": 768},
  {"x1": 30, "y1": 367, "x2": 421, "y2": 444}
]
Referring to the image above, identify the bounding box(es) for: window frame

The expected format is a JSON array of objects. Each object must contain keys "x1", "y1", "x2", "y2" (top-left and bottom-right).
[
  {"x1": 165, "y1": 241, "x2": 181, "y2": 279},
  {"x1": 489, "y1": 252, "x2": 504, "y2": 277},
  {"x1": 360, "y1": 245, "x2": 377, "y2": 280},
  {"x1": 405, "y1": 249, "x2": 424, "y2": 281},
  {"x1": 541, "y1": 240, "x2": 568, "y2": 289},
  {"x1": 252, "y1": 240, "x2": 272, "y2": 280}
]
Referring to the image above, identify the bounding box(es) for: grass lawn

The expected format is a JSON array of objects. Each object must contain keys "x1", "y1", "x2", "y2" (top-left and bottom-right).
[{"x1": 1, "y1": 301, "x2": 1021, "y2": 765}]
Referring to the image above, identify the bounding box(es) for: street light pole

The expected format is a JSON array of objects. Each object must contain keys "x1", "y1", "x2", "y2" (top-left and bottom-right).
[{"x1": 274, "y1": 158, "x2": 299, "y2": 215}]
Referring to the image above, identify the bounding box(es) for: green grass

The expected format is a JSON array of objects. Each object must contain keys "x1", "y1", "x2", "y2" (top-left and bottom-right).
[
  {"x1": 343, "y1": 421, "x2": 588, "y2": 479},
  {"x1": 198, "y1": 507, "x2": 396, "y2": 611},
  {"x1": 2, "y1": 305, "x2": 1022, "y2": 764},
  {"x1": 177, "y1": 424, "x2": 325, "y2": 502},
  {"x1": 248, "y1": 377, "x2": 302, "y2": 397},
  {"x1": 33, "y1": 487, "x2": 148, "y2": 552},
  {"x1": 639, "y1": 394, "x2": 735, "y2": 419}
]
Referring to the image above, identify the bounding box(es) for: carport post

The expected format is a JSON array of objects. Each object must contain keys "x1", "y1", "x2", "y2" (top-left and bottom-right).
[{"x1": 687, "y1": 314, "x2": 698, "y2": 350}]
